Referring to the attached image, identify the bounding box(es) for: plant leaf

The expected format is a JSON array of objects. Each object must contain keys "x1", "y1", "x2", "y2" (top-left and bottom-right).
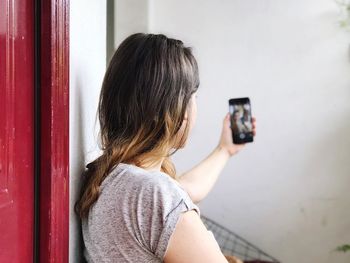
[{"x1": 336, "y1": 244, "x2": 350, "y2": 253}]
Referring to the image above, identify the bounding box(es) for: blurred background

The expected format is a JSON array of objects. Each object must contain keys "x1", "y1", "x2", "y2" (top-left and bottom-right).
[{"x1": 70, "y1": 0, "x2": 350, "y2": 262}]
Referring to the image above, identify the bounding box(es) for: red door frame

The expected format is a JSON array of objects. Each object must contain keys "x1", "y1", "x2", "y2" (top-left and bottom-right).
[
  {"x1": 1, "y1": 0, "x2": 69, "y2": 262},
  {"x1": 39, "y1": 0, "x2": 69, "y2": 262},
  {"x1": 0, "y1": 0, "x2": 35, "y2": 261}
]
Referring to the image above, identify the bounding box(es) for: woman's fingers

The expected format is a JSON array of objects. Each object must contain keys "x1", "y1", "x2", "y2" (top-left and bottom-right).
[
  {"x1": 251, "y1": 116, "x2": 256, "y2": 136},
  {"x1": 225, "y1": 112, "x2": 232, "y2": 129}
]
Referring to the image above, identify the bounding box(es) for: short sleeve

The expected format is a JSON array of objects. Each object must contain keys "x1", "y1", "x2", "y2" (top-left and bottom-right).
[
  {"x1": 154, "y1": 198, "x2": 198, "y2": 260},
  {"x1": 136, "y1": 174, "x2": 200, "y2": 261}
]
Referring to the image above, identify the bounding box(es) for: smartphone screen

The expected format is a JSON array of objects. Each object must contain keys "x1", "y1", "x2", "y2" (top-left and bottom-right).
[{"x1": 229, "y1": 97, "x2": 254, "y2": 144}]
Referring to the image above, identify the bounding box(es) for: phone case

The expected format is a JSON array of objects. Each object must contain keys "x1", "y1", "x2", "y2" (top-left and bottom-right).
[{"x1": 228, "y1": 97, "x2": 254, "y2": 144}]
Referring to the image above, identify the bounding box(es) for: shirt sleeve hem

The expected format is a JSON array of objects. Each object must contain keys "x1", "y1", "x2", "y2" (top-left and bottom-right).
[{"x1": 154, "y1": 198, "x2": 199, "y2": 260}]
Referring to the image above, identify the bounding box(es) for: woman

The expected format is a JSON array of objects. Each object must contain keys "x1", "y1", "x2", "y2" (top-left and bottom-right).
[{"x1": 75, "y1": 33, "x2": 256, "y2": 263}]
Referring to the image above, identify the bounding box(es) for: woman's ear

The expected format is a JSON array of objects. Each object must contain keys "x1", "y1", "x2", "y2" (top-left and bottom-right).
[{"x1": 184, "y1": 109, "x2": 189, "y2": 121}]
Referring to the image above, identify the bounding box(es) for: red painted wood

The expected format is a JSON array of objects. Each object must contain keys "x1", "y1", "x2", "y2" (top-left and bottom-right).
[
  {"x1": 39, "y1": 0, "x2": 69, "y2": 262},
  {"x1": 0, "y1": 0, "x2": 35, "y2": 262}
]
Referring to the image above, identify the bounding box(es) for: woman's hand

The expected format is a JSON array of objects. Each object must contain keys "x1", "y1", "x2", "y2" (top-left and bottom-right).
[{"x1": 217, "y1": 113, "x2": 256, "y2": 157}]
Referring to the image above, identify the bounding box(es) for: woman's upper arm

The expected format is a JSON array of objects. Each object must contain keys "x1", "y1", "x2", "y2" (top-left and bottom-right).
[{"x1": 163, "y1": 210, "x2": 228, "y2": 263}]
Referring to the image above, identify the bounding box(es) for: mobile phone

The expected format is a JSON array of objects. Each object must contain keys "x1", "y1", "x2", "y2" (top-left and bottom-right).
[{"x1": 229, "y1": 97, "x2": 254, "y2": 144}]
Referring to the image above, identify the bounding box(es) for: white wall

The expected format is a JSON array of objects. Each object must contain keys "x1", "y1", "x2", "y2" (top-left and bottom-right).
[
  {"x1": 69, "y1": 1, "x2": 106, "y2": 262},
  {"x1": 114, "y1": 0, "x2": 150, "y2": 48},
  {"x1": 148, "y1": 0, "x2": 350, "y2": 263}
]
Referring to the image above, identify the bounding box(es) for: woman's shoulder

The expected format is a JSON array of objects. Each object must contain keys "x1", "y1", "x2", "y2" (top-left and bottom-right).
[
  {"x1": 105, "y1": 162, "x2": 200, "y2": 216},
  {"x1": 108, "y1": 162, "x2": 179, "y2": 190}
]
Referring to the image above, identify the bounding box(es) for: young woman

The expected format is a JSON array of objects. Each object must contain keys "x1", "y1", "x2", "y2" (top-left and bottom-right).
[{"x1": 75, "y1": 33, "x2": 256, "y2": 263}]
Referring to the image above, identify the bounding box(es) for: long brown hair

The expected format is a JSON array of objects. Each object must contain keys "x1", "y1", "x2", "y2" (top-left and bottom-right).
[{"x1": 75, "y1": 33, "x2": 200, "y2": 219}]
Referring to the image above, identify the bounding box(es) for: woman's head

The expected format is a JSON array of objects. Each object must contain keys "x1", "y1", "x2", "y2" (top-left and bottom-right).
[
  {"x1": 75, "y1": 33, "x2": 200, "y2": 218},
  {"x1": 100, "y1": 33, "x2": 199, "y2": 159}
]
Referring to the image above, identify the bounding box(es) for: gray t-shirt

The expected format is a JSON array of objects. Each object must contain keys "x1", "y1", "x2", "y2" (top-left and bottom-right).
[{"x1": 82, "y1": 162, "x2": 201, "y2": 263}]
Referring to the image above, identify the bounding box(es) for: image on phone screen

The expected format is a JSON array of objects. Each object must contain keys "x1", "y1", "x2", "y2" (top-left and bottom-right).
[{"x1": 229, "y1": 97, "x2": 253, "y2": 144}]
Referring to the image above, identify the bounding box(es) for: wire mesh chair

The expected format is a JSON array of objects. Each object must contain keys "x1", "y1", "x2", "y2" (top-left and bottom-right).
[{"x1": 201, "y1": 215, "x2": 281, "y2": 263}]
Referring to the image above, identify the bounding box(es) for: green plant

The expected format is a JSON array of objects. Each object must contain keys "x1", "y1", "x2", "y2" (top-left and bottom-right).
[
  {"x1": 335, "y1": 0, "x2": 350, "y2": 29},
  {"x1": 335, "y1": 244, "x2": 350, "y2": 253}
]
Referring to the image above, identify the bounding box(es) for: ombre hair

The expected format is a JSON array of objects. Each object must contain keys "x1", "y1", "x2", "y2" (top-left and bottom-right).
[{"x1": 75, "y1": 33, "x2": 200, "y2": 219}]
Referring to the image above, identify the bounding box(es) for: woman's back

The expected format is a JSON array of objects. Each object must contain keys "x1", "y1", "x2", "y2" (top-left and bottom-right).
[
  {"x1": 82, "y1": 162, "x2": 200, "y2": 263},
  {"x1": 77, "y1": 33, "x2": 237, "y2": 263}
]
